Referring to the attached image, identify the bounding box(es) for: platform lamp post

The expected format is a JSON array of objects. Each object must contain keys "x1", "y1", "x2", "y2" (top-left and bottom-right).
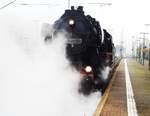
[
  {"x1": 137, "y1": 38, "x2": 142, "y2": 64},
  {"x1": 136, "y1": 39, "x2": 140, "y2": 62},
  {"x1": 145, "y1": 24, "x2": 150, "y2": 69},
  {"x1": 140, "y1": 32, "x2": 149, "y2": 65},
  {"x1": 132, "y1": 36, "x2": 135, "y2": 58},
  {"x1": 149, "y1": 43, "x2": 150, "y2": 70}
]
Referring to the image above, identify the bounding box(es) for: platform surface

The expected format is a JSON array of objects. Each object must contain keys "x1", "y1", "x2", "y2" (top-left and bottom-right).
[
  {"x1": 127, "y1": 58, "x2": 150, "y2": 116},
  {"x1": 100, "y1": 60, "x2": 128, "y2": 116},
  {"x1": 97, "y1": 58, "x2": 150, "y2": 116}
]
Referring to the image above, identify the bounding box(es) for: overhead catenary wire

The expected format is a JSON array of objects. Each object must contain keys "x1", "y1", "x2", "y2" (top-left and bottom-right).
[
  {"x1": 13, "y1": 3, "x2": 61, "y2": 6},
  {"x1": 0, "y1": 1, "x2": 63, "y2": 9},
  {"x1": 14, "y1": 3, "x2": 50, "y2": 6},
  {"x1": 0, "y1": 1, "x2": 112, "y2": 10},
  {"x1": 81, "y1": 3, "x2": 112, "y2": 5},
  {"x1": 79, "y1": 2, "x2": 112, "y2": 7},
  {"x1": 0, "y1": 0, "x2": 16, "y2": 10}
]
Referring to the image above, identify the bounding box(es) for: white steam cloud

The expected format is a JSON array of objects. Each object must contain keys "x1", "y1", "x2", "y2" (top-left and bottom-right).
[
  {"x1": 0, "y1": 16, "x2": 101, "y2": 116},
  {"x1": 101, "y1": 66, "x2": 111, "y2": 81}
]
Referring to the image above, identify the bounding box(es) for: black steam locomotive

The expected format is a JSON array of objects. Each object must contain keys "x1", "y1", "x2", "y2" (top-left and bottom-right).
[{"x1": 45, "y1": 6, "x2": 114, "y2": 95}]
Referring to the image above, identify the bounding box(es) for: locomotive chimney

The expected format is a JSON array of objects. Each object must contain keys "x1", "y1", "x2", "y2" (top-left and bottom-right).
[
  {"x1": 77, "y1": 6, "x2": 84, "y2": 14},
  {"x1": 71, "y1": 6, "x2": 75, "y2": 10}
]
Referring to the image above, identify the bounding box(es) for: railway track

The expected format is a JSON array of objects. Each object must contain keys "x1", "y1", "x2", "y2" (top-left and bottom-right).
[{"x1": 93, "y1": 58, "x2": 121, "y2": 116}]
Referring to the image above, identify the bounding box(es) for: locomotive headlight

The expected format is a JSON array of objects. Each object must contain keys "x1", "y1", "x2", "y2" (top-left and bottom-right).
[
  {"x1": 85, "y1": 66, "x2": 92, "y2": 73},
  {"x1": 69, "y1": 19, "x2": 75, "y2": 25}
]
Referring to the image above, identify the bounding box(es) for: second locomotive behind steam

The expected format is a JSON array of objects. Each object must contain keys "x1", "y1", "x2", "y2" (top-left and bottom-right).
[{"x1": 45, "y1": 6, "x2": 114, "y2": 95}]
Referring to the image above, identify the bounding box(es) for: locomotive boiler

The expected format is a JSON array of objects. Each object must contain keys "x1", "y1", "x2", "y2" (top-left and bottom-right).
[{"x1": 45, "y1": 6, "x2": 114, "y2": 95}]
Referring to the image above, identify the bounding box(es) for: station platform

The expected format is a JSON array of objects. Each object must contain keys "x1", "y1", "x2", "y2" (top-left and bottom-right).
[
  {"x1": 94, "y1": 58, "x2": 150, "y2": 116},
  {"x1": 135, "y1": 58, "x2": 149, "y2": 69},
  {"x1": 99, "y1": 60, "x2": 127, "y2": 116},
  {"x1": 127, "y1": 58, "x2": 150, "y2": 116}
]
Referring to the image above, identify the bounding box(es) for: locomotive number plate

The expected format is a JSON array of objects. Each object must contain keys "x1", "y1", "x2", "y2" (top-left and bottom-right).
[{"x1": 67, "y1": 38, "x2": 82, "y2": 44}]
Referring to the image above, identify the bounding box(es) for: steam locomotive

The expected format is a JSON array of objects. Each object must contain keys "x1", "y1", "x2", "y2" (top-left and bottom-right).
[{"x1": 45, "y1": 6, "x2": 114, "y2": 95}]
